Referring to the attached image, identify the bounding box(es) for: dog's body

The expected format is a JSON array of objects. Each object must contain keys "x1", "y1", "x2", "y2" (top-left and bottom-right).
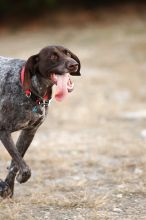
[
  {"x1": 0, "y1": 46, "x2": 80, "y2": 198},
  {"x1": 0, "y1": 56, "x2": 46, "y2": 132}
]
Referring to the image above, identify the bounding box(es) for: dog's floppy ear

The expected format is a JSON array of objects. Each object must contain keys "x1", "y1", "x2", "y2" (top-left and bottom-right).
[
  {"x1": 23, "y1": 54, "x2": 39, "y2": 90},
  {"x1": 69, "y1": 51, "x2": 81, "y2": 76}
]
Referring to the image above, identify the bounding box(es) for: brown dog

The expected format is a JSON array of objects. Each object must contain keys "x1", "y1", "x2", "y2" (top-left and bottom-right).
[{"x1": 0, "y1": 45, "x2": 81, "y2": 198}]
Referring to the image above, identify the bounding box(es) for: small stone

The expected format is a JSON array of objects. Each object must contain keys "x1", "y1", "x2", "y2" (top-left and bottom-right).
[
  {"x1": 113, "y1": 207, "x2": 122, "y2": 212},
  {"x1": 117, "y1": 194, "x2": 123, "y2": 198},
  {"x1": 134, "y1": 168, "x2": 143, "y2": 175},
  {"x1": 117, "y1": 184, "x2": 125, "y2": 189},
  {"x1": 140, "y1": 129, "x2": 146, "y2": 138},
  {"x1": 121, "y1": 111, "x2": 146, "y2": 120}
]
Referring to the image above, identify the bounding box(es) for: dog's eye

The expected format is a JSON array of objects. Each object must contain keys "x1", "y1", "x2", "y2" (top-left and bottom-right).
[
  {"x1": 64, "y1": 50, "x2": 71, "y2": 57},
  {"x1": 50, "y1": 54, "x2": 58, "y2": 61},
  {"x1": 67, "y1": 52, "x2": 71, "y2": 57}
]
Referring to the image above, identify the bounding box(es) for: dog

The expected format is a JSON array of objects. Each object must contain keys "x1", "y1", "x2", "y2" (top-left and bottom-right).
[{"x1": 0, "y1": 45, "x2": 81, "y2": 198}]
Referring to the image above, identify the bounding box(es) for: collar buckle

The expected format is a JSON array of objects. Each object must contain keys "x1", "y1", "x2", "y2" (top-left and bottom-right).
[{"x1": 25, "y1": 89, "x2": 31, "y2": 98}]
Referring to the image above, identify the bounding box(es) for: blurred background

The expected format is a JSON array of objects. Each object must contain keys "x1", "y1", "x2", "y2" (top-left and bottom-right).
[
  {"x1": 0, "y1": 0, "x2": 144, "y2": 21},
  {"x1": 1, "y1": 1, "x2": 146, "y2": 219}
]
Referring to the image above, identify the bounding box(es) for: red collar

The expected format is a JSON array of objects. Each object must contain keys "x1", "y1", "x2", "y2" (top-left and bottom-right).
[{"x1": 21, "y1": 66, "x2": 49, "y2": 101}]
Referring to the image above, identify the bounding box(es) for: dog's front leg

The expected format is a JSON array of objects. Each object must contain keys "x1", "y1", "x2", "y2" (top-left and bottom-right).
[
  {"x1": 0, "y1": 131, "x2": 31, "y2": 185},
  {"x1": 4, "y1": 127, "x2": 38, "y2": 197}
]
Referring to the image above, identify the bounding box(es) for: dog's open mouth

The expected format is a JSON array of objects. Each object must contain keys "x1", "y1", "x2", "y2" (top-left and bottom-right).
[{"x1": 51, "y1": 73, "x2": 74, "y2": 102}]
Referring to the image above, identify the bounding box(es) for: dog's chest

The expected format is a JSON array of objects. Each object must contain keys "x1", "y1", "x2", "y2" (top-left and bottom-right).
[
  {"x1": 30, "y1": 104, "x2": 48, "y2": 124},
  {"x1": 0, "y1": 93, "x2": 48, "y2": 131},
  {"x1": 18, "y1": 103, "x2": 48, "y2": 131}
]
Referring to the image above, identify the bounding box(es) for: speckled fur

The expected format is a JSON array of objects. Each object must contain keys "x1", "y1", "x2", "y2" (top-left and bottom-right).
[
  {"x1": 0, "y1": 56, "x2": 47, "y2": 132},
  {"x1": 0, "y1": 46, "x2": 81, "y2": 198},
  {"x1": 0, "y1": 56, "x2": 50, "y2": 198}
]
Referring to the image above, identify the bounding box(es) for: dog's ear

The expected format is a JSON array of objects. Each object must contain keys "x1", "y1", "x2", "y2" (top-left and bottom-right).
[
  {"x1": 23, "y1": 54, "x2": 39, "y2": 90},
  {"x1": 69, "y1": 51, "x2": 81, "y2": 76}
]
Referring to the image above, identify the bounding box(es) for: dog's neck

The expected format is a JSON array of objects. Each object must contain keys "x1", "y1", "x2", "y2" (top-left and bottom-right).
[{"x1": 30, "y1": 73, "x2": 53, "y2": 98}]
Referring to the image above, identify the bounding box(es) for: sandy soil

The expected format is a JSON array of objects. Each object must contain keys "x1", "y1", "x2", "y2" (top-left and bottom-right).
[{"x1": 0, "y1": 6, "x2": 146, "y2": 220}]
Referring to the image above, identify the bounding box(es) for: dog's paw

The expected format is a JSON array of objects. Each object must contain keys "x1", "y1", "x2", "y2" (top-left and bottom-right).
[
  {"x1": 16, "y1": 166, "x2": 31, "y2": 183},
  {"x1": 0, "y1": 180, "x2": 12, "y2": 198}
]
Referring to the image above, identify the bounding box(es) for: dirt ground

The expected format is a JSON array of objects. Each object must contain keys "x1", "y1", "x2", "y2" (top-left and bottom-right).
[{"x1": 0, "y1": 5, "x2": 146, "y2": 220}]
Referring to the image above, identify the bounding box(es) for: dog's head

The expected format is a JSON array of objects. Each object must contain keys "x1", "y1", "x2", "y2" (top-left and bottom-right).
[
  {"x1": 24, "y1": 46, "x2": 80, "y2": 87},
  {"x1": 23, "y1": 46, "x2": 81, "y2": 101}
]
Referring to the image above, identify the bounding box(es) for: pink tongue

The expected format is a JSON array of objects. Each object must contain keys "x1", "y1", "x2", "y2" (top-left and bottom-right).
[{"x1": 54, "y1": 73, "x2": 69, "y2": 102}]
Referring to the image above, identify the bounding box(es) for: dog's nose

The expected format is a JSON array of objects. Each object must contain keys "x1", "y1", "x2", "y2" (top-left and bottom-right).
[{"x1": 67, "y1": 60, "x2": 78, "y2": 71}]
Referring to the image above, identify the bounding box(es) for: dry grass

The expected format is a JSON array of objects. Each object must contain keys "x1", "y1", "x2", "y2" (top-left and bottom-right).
[{"x1": 0, "y1": 5, "x2": 146, "y2": 219}]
